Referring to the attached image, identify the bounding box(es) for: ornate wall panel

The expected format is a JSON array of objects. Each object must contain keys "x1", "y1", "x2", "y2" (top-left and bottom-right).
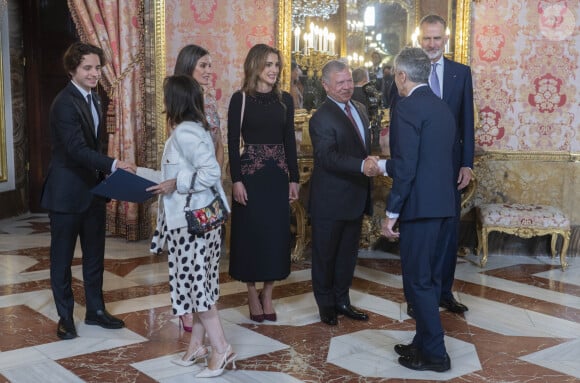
[
  {"x1": 160, "y1": 0, "x2": 277, "y2": 147},
  {"x1": 470, "y1": 0, "x2": 579, "y2": 225},
  {"x1": 472, "y1": 0, "x2": 579, "y2": 153}
]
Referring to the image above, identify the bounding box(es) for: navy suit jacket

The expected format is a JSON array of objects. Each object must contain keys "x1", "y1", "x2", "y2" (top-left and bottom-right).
[
  {"x1": 41, "y1": 82, "x2": 114, "y2": 213},
  {"x1": 386, "y1": 86, "x2": 456, "y2": 221},
  {"x1": 390, "y1": 58, "x2": 474, "y2": 172},
  {"x1": 308, "y1": 97, "x2": 372, "y2": 220}
]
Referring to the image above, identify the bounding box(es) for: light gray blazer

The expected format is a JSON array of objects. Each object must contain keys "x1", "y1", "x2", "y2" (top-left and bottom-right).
[{"x1": 143, "y1": 120, "x2": 229, "y2": 231}]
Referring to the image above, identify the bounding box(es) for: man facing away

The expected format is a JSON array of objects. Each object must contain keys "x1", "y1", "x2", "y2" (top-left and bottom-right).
[
  {"x1": 41, "y1": 42, "x2": 136, "y2": 340},
  {"x1": 389, "y1": 14, "x2": 475, "y2": 317},
  {"x1": 382, "y1": 47, "x2": 456, "y2": 372}
]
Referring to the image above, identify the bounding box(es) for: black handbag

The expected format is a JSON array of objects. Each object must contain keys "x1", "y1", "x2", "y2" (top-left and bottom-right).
[{"x1": 184, "y1": 173, "x2": 228, "y2": 235}]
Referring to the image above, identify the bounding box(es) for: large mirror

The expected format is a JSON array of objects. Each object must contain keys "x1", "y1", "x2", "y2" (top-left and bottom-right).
[{"x1": 278, "y1": 0, "x2": 473, "y2": 91}]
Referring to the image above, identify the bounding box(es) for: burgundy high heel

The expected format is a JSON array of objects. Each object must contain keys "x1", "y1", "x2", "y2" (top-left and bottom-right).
[
  {"x1": 179, "y1": 315, "x2": 192, "y2": 332},
  {"x1": 259, "y1": 292, "x2": 277, "y2": 322},
  {"x1": 248, "y1": 291, "x2": 264, "y2": 322}
]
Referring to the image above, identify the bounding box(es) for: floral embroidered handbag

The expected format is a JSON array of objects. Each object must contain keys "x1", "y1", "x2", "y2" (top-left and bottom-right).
[{"x1": 184, "y1": 172, "x2": 228, "y2": 235}]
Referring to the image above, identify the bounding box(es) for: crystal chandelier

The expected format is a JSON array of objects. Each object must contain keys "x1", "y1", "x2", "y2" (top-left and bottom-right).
[{"x1": 292, "y1": 0, "x2": 340, "y2": 27}]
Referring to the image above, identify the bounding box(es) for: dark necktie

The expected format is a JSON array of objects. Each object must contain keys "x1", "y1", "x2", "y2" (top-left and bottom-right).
[
  {"x1": 430, "y1": 63, "x2": 441, "y2": 98},
  {"x1": 87, "y1": 94, "x2": 99, "y2": 135},
  {"x1": 344, "y1": 103, "x2": 364, "y2": 145}
]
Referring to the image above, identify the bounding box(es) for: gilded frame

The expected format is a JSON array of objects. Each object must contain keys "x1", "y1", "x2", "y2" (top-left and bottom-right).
[
  {"x1": 0, "y1": 19, "x2": 8, "y2": 183},
  {"x1": 0, "y1": 38, "x2": 6, "y2": 182},
  {"x1": 277, "y1": 0, "x2": 474, "y2": 74},
  {"x1": 153, "y1": 0, "x2": 166, "y2": 163}
]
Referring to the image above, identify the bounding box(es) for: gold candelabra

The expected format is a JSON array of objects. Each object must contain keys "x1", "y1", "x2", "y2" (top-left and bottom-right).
[{"x1": 294, "y1": 48, "x2": 338, "y2": 78}]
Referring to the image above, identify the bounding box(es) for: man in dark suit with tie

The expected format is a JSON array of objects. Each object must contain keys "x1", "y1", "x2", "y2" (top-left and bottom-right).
[
  {"x1": 41, "y1": 42, "x2": 136, "y2": 340},
  {"x1": 308, "y1": 60, "x2": 380, "y2": 326},
  {"x1": 382, "y1": 47, "x2": 456, "y2": 372},
  {"x1": 389, "y1": 14, "x2": 474, "y2": 316}
]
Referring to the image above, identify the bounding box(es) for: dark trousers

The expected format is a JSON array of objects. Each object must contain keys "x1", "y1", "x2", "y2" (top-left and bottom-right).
[
  {"x1": 310, "y1": 215, "x2": 363, "y2": 308},
  {"x1": 441, "y1": 191, "x2": 462, "y2": 301},
  {"x1": 400, "y1": 217, "x2": 454, "y2": 360},
  {"x1": 49, "y1": 200, "x2": 106, "y2": 320}
]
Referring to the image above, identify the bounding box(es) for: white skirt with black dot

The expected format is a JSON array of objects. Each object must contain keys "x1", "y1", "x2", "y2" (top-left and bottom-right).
[{"x1": 164, "y1": 225, "x2": 222, "y2": 315}]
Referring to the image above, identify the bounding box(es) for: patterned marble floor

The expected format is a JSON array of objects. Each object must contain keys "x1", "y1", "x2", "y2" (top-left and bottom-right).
[{"x1": 0, "y1": 213, "x2": 579, "y2": 382}]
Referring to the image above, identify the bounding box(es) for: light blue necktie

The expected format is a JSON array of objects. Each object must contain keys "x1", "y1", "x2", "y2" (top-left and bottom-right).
[
  {"x1": 430, "y1": 63, "x2": 441, "y2": 98},
  {"x1": 87, "y1": 94, "x2": 100, "y2": 135}
]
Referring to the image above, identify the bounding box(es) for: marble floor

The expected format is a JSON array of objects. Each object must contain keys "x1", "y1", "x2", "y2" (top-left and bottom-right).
[{"x1": 0, "y1": 213, "x2": 579, "y2": 382}]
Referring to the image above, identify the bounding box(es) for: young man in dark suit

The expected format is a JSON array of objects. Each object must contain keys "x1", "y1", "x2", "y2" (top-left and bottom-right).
[
  {"x1": 308, "y1": 60, "x2": 381, "y2": 326},
  {"x1": 389, "y1": 14, "x2": 474, "y2": 317},
  {"x1": 41, "y1": 42, "x2": 136, "y2": 340},
  {"x1": 382, "y1": 47, "x2": 456, "y2": 372}
]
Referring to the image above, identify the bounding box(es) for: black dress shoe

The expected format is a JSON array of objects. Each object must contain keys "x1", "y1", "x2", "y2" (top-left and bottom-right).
[
  {"x1": 398, "y1": 352, "x2": 451, "y2": 372},
  {"x1": 319, "y1": 306, "x2": 337, "y2": 326},
  {"x1": 394, "y1": 343, "x2": 417, "y2": 358},
  {"x1": 85, "y1": 309, "x2": 125, "y2": 329},
  {"x1": 335, "y1": 304, "x2": 369, "y2": 321},
  {"x1": 439, "y1": 297, "x2": 468, "y2": 313},
  {"x1": 57, "y1": 318, "x2": 77, "y2": 340},
  {"x1": 406, "y1": 304, "x2": 416, "y2": 319}
]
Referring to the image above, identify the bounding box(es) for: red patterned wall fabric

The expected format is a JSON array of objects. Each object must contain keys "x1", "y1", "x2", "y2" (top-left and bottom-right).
[
  {"x1": 164, "y1": 0, "x2": 276, "y2": 145},
  {"x1": 471, "y1": 0, "x2": 579, "y2": 153}
]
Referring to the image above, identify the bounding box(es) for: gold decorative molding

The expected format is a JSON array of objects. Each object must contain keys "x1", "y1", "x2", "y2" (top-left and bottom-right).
[
  {"x1": 277, "y1": 0, "x2": 292, "y2": 91},
  {"x1": 479, "y1": 151, "x2": 578, "y2": 162},
  {"x1": 454, "y1": 0, "x2": 472, "y2": 65},
  {"x1": 0, "y1": 37, "x2": 6, "y2": 182},
  {"x1": 154, "y1": 0, "x2": 166, "y2": 165}
]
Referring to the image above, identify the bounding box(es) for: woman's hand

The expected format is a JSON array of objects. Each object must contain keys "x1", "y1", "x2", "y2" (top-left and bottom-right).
[
  {"x1": 289, "y1": 182, "x2": 300, "y2": 203},
  {"x1": 232, "y1": 181, "x2": 248, "y2": 206},
  {"x1": 147, "y1": 179, "x2": 177, "y2": 195}
]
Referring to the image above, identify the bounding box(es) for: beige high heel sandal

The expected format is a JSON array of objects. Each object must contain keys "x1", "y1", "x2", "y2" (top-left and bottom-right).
[
  {"x1": 195, "y1": 344, "x2": 237, "y2": 378},
  {"x1": 171, "y1": 345, "x2": 209, "y2": 367}
]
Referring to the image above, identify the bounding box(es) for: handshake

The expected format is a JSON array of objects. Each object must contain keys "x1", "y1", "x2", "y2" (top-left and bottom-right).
[{"x1": 363, "y1": 156, "x2": 383, "y2": 177}]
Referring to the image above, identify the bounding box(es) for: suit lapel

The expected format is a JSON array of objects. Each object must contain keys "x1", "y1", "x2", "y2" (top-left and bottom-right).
[
  {"x1": 67, "y1": 83, "x2": 99, "y2": 146},
  {"x1": 351, "y1": 102, "x2": 370, "y2": 153},
  {"x1": 90, "y1": 91, "x2": 103, "y2": 139},
  {"x1": 442, "y1": 58, "x2": 457, "y2": 103}
]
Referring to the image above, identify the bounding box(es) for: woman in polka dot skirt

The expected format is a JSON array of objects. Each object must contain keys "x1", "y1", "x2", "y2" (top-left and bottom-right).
[{"x1": 144, "y1": 75, "x2": 236, "y2": 378}]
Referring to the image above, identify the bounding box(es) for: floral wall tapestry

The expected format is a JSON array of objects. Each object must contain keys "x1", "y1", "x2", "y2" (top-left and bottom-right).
[
  {"x1": 472, "y1": 0, "x2": 578, "y2": 153},
  {"x1": 164, "y1": 0, "x2": 276, "y2": 145}
]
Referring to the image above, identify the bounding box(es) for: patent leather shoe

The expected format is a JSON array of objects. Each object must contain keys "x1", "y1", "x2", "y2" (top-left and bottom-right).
[
  {"x1": 439, "y1": 297, "x2": 468, "y2": 313},
  {"x1": 319, "y1": 306, "x2": 337, "y2": 326},
  {"x1": 335, "y1": 304, "x2": 368, "y2": 321},
  {"x1": 85, "y1": 309, "x2": 125, "y2": 329},
  {"x1": 398, "y1": 352, "x2": 451, "y2": 372},
  {"x1": 406, "y1": 304, "x2": 416, "y2": 319},
  {"x1": 394, "y1": 343, "x2": 418, "y2": 358},
  {"x1": 56, "y1": 318, "x2": 77, "y2": 340}
]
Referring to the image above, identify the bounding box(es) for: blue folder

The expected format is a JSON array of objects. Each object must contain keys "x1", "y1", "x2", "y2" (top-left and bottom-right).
[{"x1": 91, "y1": 168, "x2": 157, "y2": 203}]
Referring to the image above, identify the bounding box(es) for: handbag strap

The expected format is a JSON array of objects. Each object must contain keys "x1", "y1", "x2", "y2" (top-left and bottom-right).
[
  {"x1": 239, "y1": 91, "x2": 246, "y2": 153},
  {"x1": 184, "y1": 172, "x2": 197, "y2": 211},
  {"x1": 184, "y1": 172, "x2": 220, "y2": 211},
  {"x1": 240, "y1": 91, "x2": 246, "y2": 126}
]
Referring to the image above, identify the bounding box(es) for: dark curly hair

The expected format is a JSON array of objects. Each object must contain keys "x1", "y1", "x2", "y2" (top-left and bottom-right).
[{"x1": 62, "y1": 42, "x2": 106, "y2": 76}]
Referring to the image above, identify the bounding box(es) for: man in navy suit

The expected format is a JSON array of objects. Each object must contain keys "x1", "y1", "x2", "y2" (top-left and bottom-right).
[
  {"x1": 309, "y1": 60, "x2": 380, "y2": 326},
  {"x1": 390, "y1": 14, "x2": 474, "y2": 316},
  {"x1": 41, "y1": 42, "x2": 136, "y2": 339},
  {"x1": 382, "y1": 47, "x2": 456, "y2": 372}
]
